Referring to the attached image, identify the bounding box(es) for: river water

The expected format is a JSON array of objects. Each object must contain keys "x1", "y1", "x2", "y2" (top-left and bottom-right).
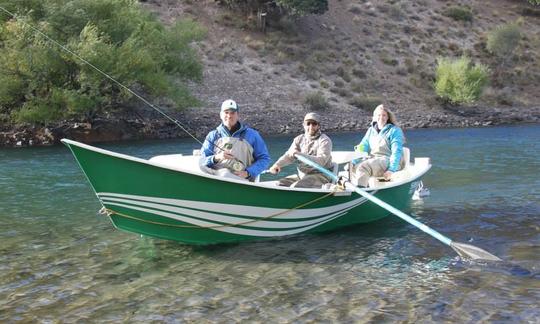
[{"x1": 1, "y1": 125, "x2": 539, "y2": 322}]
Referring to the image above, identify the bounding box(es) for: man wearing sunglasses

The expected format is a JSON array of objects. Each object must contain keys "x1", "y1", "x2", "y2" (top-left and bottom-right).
[{"x1": 269, "y1": 112, "x2": 333, "y2": 188}]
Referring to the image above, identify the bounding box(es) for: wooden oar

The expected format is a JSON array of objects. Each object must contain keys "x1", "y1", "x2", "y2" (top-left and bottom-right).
[{"x1": 295, "y1": 154, "x2": 501, "y2": 261}]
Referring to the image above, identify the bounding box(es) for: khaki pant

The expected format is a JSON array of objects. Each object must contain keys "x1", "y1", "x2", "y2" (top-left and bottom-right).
[
  {"x1": 278, "y1": 173, "x2": 331, "y2": 188},
  {"x1": 350, "y1": 156, "x2": 389, "y2": 187}
]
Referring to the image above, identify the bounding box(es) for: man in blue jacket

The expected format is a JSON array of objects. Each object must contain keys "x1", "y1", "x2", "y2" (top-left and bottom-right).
[{"x1": 201, "y1": 99, "x2": 271, "y2": 181}]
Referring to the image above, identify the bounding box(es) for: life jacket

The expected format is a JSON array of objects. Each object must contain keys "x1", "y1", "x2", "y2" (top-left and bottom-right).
[
  {"x1": 213, "y1": 130, "x2": 254, "y2": 172},
  {"x1": 369, "y1": 127, "x2": 392, "y2": 158},
  {"x1": 368, "y1": 124, "x2": 405, "y2": 171}
]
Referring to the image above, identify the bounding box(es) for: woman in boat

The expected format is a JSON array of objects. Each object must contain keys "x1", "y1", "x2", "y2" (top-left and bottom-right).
[
  {"x1": 351, "y1": 104, "x2": 405, "y2": 187},
  {"x1": 201, "y1": 99, "x2": 271, "y2": 181},
  {"x1": 268, "y1": 112, "x2": 333, "y2": 188}
]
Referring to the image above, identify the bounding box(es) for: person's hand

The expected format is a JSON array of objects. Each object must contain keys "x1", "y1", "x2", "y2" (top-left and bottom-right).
[
  {"x1": 234, "y1": 170, "x2": 249, "y2": 179},
  {"x1": 383, "y1": 171, "x2": 393, "y2": 180},
  {"x1": 351, "y1": 158, "x2": 361, "y2": 166},
  {"x1": 287, "y1": 149, "x2": 299, "y2": 159},
  {"x1": 269, "y1": 165, "x2": 281, "y2": 174},
  {"x1": 214, "y1": 150, "x2": 234, "y2": 163}
]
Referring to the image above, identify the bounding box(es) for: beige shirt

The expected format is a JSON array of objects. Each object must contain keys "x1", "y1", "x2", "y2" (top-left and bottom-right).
[{"x1": 274, "y1": 133, "x2": 333, "y2": 177}]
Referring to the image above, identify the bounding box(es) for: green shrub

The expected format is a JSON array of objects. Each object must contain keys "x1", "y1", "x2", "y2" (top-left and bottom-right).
[
  {"x1": 521, "y1": 6, "x2": 540, "y2": 17},
  {"x1": 276, "y1": 0, "x2": 328, "y2": 16},
  {"x1": 330, "y1": 87, "x2": 350, "y2": 98},
  {"x1": 381, "y1": 55, "x2": 398, "y2": 66},
  {"x1": 303, "y1": 91, "x2": 329, "y2": 110},
  {"x1": 434, "y1": 56, "x2": 489, "y2": 105},
  {"x1": 352, "y1": 68, "x2": 366, "y2": 78},
  {"x1": 334, "y1": 79, "x2": 345, "y2": 88},
  {"x1": 221, "y1": 0, "x2": 328, "y2": 16},
  {"x1": 0, "y1": 0, "x2": 205, "y2": 124},
  {"x1": 486, "y1": 23, "x2": 521, "y2": 61},
  {"x1": 336, "y1": 66, "x2": 351, "y2": 82},
  {"x1": 319, "y1": 80, "x2": 330, "y2": 88},
  {"x1": 443, "y1": 6, "x2": 473, "y2": 22},
  {"x1": 349, "y1": 95, "x2": 383, "y2": 110}
]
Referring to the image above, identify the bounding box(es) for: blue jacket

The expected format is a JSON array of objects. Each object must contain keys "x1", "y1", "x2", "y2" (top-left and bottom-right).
[
  {"x1": 355, "y1": 123, "x2": 404, "y2": 172},
  {"x1": 202, "y1": 122, "x2": 271, "y2": 178}
]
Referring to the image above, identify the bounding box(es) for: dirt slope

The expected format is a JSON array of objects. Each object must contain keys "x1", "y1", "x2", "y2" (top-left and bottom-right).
[{"x1": 138, "y1": 0, "x2": 540, "y2": 137}]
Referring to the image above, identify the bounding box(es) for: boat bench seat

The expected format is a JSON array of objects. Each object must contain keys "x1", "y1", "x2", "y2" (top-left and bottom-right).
[
  {"x1": 337, "y1": 147, "x2": 413, "y2": 188},
  {"x1": 368, "y1": 147, "x2": 411, "y2": 187},
  {"x1": 149, "y1": 154, "x2": 203, "y2": 173}
]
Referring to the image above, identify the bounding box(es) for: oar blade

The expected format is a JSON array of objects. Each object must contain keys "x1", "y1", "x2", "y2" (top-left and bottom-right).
[{"x1": 451, "y1": 242, "x2": 501, "y2": 261}]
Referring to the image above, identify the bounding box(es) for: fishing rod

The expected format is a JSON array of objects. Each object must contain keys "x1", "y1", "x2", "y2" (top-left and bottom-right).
[{"x1": 0, "y1": 5, "x2": 233, "y2": 156}]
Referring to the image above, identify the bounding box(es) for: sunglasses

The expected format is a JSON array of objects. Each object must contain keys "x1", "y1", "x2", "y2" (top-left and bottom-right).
[{"x1": 305, "y1": 121, "x2": 319, "y2": 126}]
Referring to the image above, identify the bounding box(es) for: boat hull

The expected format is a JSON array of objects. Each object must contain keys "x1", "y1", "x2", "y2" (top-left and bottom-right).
[{"x1": 63, "y1": 139, "x2": 425, "y2": 245}]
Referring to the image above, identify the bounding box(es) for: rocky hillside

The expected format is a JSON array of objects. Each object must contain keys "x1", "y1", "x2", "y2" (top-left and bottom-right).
[
  {"x1": 2, "y1": 0, "x2": 539, "y2": 146},
  {"x1": 146, "y1": 0, "x2": 540, "y2": 135}
]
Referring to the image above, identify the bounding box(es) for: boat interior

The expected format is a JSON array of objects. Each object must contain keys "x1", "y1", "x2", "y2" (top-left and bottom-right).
[{"x1": 148, "y1": 148, "x2": 432, "y2": 194}]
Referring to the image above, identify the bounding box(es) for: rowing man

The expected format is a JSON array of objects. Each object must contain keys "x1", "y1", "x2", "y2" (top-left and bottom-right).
[{"x1": 268, "y1": 112, "x2": 334, "y2": 188}]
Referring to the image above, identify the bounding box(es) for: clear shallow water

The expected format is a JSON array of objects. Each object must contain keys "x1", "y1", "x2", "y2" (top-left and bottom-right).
[{"x1": 1, "y1": 125, "x2": 539, "y2": 322}]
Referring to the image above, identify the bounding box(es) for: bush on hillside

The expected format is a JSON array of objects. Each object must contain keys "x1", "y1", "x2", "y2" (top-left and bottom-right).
[
  {"x1": 277, "y1": 0, "x2": 328, "y2": 15},
  {"x1": 349, "y1": 95, "x2": 383, "y2": 111},
  {"x1": 443, "y1": 6, "x2": 473, "y2": 22},
  {"x1": 486, "y1": 23, "x2": 521, "y2": 62},
  {"x1": 303, "y1": 92, "x2": 329, "y2": 110},
  {"x1": 434, "y1": 57, "x2": 489, "y2": 105},
  {"x1": 219, "y1": 0, "x2": 328, "y2": 16},
  {"x1": 522, "y1": 6, "x2": 540, "y2": 16},
  {"x1": 0, "y1": 0, "x2": 205, "y2": 124}
]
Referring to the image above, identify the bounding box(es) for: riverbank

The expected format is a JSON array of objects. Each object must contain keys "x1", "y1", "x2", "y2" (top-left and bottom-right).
[
  {"x1": 1, "y1": 104, "x2": 538, "y2": 147},
  {"x1": 2, "y1": 0, "x2": 539, "y2": 148}
]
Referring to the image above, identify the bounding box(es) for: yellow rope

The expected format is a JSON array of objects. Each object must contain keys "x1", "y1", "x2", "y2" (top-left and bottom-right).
[{"x1": 99, "y1": 185, "x2": 344, "y2": 229}]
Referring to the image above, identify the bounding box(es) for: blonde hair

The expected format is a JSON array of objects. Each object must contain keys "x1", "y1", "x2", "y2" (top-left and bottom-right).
[{"x1": 373, "y1": 104, "x2": 398, "y2": 126}]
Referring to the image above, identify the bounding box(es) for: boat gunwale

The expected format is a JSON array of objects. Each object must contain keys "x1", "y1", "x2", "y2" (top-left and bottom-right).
[{"x1": 61, "y1": 138, "x2": 431, "y2": 193}]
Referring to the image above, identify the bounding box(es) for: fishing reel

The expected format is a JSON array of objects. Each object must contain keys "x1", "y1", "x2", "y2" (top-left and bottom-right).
[{"x1": 232, "y1": 160, "x2": 245, "y2": 172}]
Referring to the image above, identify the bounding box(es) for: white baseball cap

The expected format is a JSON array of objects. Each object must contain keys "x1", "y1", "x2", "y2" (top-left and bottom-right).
[{"x1": 220, "y1": 99, "x2": 238, "y2": 112}]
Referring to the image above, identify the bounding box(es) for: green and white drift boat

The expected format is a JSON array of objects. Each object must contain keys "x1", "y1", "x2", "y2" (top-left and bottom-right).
[{"x1": 62, "y1": 139, "x2": 431, "y2": 245}]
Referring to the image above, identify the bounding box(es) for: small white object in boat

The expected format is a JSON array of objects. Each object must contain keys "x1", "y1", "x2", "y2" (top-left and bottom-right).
[{"x1": 413, "y1": 181, "x2": 430, "y2": 200}]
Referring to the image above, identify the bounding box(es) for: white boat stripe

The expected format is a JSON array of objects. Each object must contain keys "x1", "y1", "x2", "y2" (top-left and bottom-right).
[
  {"x1": 97, "y1": 192, "x2": 367, "y2": 219},
  {"x1": 101, "y1": 197, "x2": 361, "y2": 229},
  {"x1": 105, "y1": 202, "x2": 350, "y2": 236}
]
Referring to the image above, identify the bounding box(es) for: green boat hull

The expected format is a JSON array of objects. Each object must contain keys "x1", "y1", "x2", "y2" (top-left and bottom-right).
[{"x1": 63, "y1": 139, "x2": 428, "y2": 245}]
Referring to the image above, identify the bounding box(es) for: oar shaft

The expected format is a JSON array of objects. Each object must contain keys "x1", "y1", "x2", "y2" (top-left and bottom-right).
[
  {"x1": 295, "y1": 154, "x2": 453, "y2": 246},
  {"x1": 344, "y1": 183, "x2": 452, "y2": 246}
]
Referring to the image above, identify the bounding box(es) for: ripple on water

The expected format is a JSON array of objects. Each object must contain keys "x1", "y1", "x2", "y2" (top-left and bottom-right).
[{"x1": 1, "y1": 126, "x2": 540, "y2": 321}]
